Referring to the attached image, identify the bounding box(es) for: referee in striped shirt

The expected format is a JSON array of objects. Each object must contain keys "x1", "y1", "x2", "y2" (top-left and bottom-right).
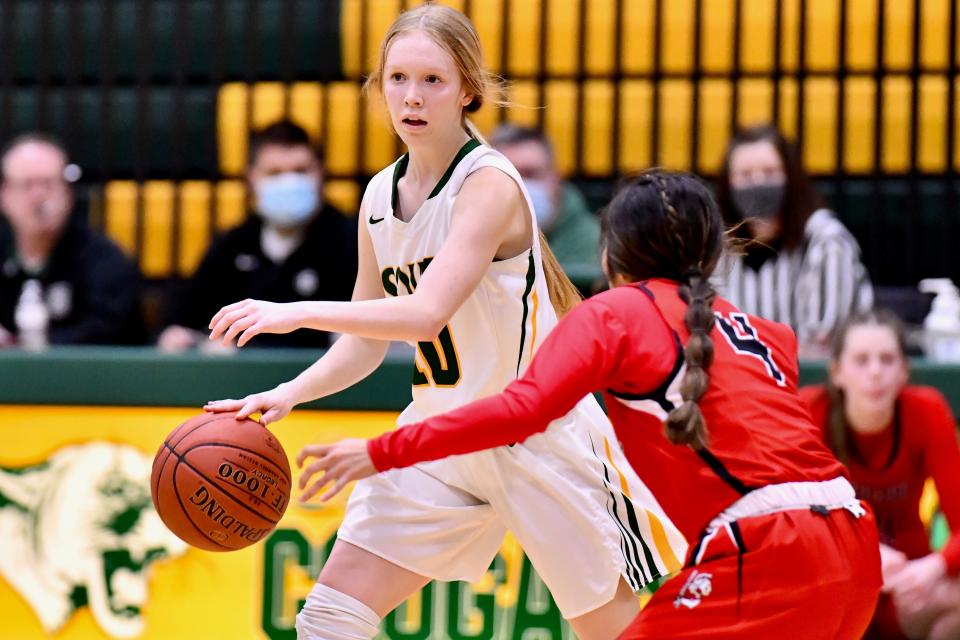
[{"x1": 713, "y1": 126, "x2": 873, "y2": 353}]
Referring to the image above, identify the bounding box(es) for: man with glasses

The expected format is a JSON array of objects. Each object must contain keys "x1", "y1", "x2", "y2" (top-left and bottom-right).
[{"x1": 0, "y1": 133, "x2": 144, "y2": 347}]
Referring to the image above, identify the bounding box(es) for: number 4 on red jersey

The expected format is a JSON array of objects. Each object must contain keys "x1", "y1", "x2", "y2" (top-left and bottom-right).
[{"x1": 713, "y1": 312, "x2": 786, "y2": 387}]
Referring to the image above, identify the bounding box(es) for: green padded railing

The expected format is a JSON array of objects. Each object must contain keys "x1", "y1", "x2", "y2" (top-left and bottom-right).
[{"x1": 1, "y1": 347, "x2": 959, "y2": 415}]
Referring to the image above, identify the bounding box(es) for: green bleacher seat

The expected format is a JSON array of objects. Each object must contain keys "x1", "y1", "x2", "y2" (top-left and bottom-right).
[
  {"x1": 2, "y1": 0, "x2": 342, "y2": 83},
  {"x1": 1, "y1": 87, "x2": 217, "y2": 178}
]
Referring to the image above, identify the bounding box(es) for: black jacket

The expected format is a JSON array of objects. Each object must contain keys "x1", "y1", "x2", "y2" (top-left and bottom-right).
[
  {"x1": 0, "y1": 219, "x2": 145, "y2": 345},
  {"x1": 165, "y1": 204, "x2": 358, "y2": 349}
]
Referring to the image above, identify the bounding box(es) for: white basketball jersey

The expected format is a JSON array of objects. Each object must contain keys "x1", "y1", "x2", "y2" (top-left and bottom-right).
[{"x1": 363, "y1": 140, "x2": 556, "y2": 419}]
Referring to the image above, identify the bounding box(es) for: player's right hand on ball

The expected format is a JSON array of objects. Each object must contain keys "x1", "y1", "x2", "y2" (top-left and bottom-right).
[{"x1": 204, "y1": 384, "x2": 296, "y2": 426}]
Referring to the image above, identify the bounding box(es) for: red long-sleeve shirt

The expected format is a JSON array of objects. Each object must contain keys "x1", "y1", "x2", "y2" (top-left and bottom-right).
[
  {"x1": 369, "y1": 279, "x2": 845, "y2": 541},
  {"x1": 801, "y1": 385, "x2": 960, "y2": 575}
]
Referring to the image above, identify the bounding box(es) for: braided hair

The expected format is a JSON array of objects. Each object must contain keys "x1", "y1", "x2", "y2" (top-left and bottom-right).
[{"x1": 601, "y1": 170, "x2": 725, "y2": 449}]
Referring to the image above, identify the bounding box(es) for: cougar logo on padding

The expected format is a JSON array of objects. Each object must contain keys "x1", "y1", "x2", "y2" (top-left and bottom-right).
[{"x1": 0, "y1": 442, "x2": 188, "y2": 638}]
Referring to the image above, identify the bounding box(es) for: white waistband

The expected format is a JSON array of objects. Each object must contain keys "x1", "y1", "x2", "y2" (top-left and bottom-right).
[{"x1": 707, "y1": 477, "x2": 858, "y2": 532}]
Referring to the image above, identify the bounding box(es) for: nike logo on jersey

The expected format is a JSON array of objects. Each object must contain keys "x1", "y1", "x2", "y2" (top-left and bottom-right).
[{"x1": 369, "y1": 214, "x2": 385, "y2": 224}]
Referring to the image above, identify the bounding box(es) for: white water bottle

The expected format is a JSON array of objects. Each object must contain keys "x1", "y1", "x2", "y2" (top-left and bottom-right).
[
  {"x1": 919, "y1": 278, "x2": 960, "y2": 362},
  {"x1": 14, "y1": 279, "x2": 49, "y2": 351}
]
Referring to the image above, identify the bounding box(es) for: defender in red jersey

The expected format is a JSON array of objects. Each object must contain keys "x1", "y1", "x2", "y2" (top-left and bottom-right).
[
  {"x1": 300, "y1": 170, "x2": 882, "y2": 639},
  {"x1": 802, "y1": 310, "x2": 960, "y2": 640}
]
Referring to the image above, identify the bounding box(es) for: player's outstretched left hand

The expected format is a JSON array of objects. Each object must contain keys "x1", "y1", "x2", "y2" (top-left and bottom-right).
[
  {"x1": 208, "y1": 299, "x2": 304, "y2": 347},
  {"x1": 296, "y1": 439, "x2": 376, "y2": 502}
]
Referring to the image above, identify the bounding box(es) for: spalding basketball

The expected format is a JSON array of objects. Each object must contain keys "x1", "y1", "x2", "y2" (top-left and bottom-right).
[{"x1": 151, "y1": 412, "x2": 291, "y2": 551}]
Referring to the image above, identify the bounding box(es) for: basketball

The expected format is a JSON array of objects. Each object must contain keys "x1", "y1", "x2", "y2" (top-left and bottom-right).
[{"x1": 150, "y1": 412, "x2": 292, "y2": 552}]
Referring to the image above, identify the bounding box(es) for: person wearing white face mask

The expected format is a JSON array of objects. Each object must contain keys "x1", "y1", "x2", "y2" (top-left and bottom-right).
[
  {"x1": 157, "y1": 121, "x2": 357, "y2": 351},
  {"x1": 490, "y1": 124, "x2": 601, "y2": 278}
]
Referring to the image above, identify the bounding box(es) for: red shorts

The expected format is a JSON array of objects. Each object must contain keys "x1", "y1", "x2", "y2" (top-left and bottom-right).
[{"x1": 620, "y1": 505, "x2": 882, "y2": 640}]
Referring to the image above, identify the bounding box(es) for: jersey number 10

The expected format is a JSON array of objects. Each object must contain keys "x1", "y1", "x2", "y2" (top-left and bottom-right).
[{"x1": 413, "y1": 325, "x2": 462, "y2": 387}]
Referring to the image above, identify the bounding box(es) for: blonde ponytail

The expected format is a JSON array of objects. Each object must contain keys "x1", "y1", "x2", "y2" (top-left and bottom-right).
[{"x1": 538, "y1": 230, "x2": 582, "y2": 317}]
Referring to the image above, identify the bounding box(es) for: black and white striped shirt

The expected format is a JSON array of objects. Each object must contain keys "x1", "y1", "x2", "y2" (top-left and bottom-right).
[{"x1": 714, "y1": 209, "x2": 874, "y2": 344}]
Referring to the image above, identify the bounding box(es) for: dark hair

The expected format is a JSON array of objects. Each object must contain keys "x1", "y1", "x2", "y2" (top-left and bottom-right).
[
  {"x1": 716, "y1": 124, "x2": 824, "y2": 251},
  {"x1": 0, "y1": 132, "x2": 70, "y2": 182},
  {"x1": 825, "y1": 308, "x2": 908, "y2": 462},
  {"x1": 489, "y1": 124, "x2": 555, "y2": 163},
  {"x1": 247, "y1": 120, "x2": 323, "y2": 166},
  {"x1": 602, "y1": 169, "x2": 725, "y2": 449}
]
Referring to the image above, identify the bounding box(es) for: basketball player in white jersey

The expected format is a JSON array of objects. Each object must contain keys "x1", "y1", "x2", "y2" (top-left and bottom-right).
[{"x1": 206, "y1": 6, "x2": 684, "y2": 639}]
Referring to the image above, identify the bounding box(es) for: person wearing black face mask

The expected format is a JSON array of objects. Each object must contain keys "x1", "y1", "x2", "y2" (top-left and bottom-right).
[{"x1": 713, "y1": 125, "x2": 873, "y2": 356}]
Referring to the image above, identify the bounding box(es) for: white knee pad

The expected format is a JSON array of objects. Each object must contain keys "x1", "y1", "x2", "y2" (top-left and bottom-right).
[{"x1": 295, "y1": 583, "x2": 381, "y2": 640}]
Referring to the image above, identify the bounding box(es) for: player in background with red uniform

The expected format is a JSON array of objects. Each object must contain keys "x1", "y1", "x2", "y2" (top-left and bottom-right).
[
  {"x1": 801, "y1": 310, "x2": 960, "y2": 640},
  {"x1": 298, "y1": 170, "x2": 882, "y2": 639}
]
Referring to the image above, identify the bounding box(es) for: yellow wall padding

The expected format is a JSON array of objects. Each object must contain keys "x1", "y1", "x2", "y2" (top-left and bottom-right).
[{"x1": 619, "y1": 80, "x2": 654, "y2": 173}]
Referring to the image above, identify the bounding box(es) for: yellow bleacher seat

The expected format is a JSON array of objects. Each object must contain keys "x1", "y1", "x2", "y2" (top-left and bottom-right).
[
  {"x1": 658, "y1": 79, "x2": 693, "y2": 171},
  {"x1": 843, "y1": 77, "x2": 876, "y2": 174},
  {"x1": 739, "y1": 0, "x2": 776, "y2": 73},
  {"x1": 621, "y1": 0, "x2": 655, "y2": 76},
  {"x1": 698, "y1": 79, "x2": 732, "y2": 174},
  {"x1": 882, "y1": 76, "x2": 912, "y2": 173},
  {"x1": 701, "y1": 0, "x2": 735, "y2": 74},
  {"x1": 545, "y1": 0, "x2": 578, "y2": 77},
  {"x1": 618, "y1": 80, "x2": 654, "y2": 173},
  {"x1": 103, "y1": 179, "x2": 359, "y2": 279},
  {"x1": 584, "y1": 0, "x2": 616, "y2": 77},
  {"x1": 803, "y1": 78, "x2": 839, "y2": 174},
  {"x1": 581, "y1": 80, "x2": 615, "y2": 177}
]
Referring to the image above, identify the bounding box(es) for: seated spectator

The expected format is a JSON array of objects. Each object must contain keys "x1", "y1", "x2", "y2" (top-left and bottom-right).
[
  {"x1": 801, "y1": 310, "x2": 960, "y2": 640},
  {"x1": 714, "y1": 124, "x2": 873, "y2": 355},
  {"x1": 0, "y1": 133, "x2": 143, "y2": 346},
  {"x1": 157, "y1": 121, "x2": 357, "y2": 351},
  {"x1": 489, "y1": 124, "x2": 600, "y2": 273}
]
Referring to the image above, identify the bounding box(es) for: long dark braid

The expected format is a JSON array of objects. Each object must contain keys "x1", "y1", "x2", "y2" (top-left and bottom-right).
[{"x1": 601, "y1": 170, "x2": 725, "y2": 449}]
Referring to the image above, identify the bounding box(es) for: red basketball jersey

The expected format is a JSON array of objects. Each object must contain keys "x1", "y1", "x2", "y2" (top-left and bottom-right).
[
  {"x1": 370, "y1": 278, "x2": 846, "y2": 541},
  {"x1": 605, "y1": 279, "x2": 847, "y2": 538}
]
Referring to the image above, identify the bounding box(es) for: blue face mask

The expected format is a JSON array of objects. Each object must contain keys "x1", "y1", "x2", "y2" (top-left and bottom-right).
[
  {"x1": 256, "y1": 173, "x2": 319, "y2": 227},
  {"x1": 524, "y1": 179, "x2": 557, "y2": 230}
]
